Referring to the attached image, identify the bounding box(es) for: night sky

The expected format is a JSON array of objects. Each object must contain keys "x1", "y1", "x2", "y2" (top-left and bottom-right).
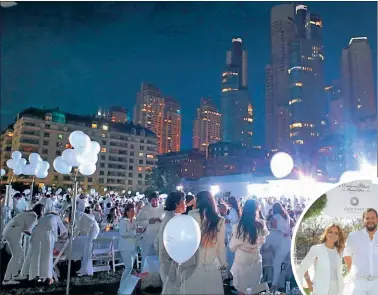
[{"x1": 1, "y1": 1, "x2": 377, "y2": 149}]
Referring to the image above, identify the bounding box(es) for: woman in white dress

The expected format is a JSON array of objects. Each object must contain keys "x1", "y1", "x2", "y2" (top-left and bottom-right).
[
  {"x1": 118, "y1": 203, "x2": 146, "y2": 294},
  {"x1": 2, "y1": 204, "x2": 44, "y2": 285},
  {"x1": 297, "y1": 224, "x2": 345, "y2": 295},
  {"x1": 22, "y1": 211, "x2": 67, "y2": 285},
  {"x1": 230, "y1": 199, "x2": 270, "y2": 295},
  {"x1": 180, "y1": 190, "x2": 227, "y2": 295},
  {"x1": 225, "y1": 196, "x2": 241, "y2": 278},
  {"x1": 156, "y1": 191, "x2": 188, "y2": 294},
  {"x1": 268, "y1": 203, "x2": 293, "y2": 291}
]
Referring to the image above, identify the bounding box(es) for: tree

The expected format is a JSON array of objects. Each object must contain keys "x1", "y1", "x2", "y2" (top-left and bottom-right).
[
  {"x1": 302, "y1": 193, "x2": 327, "y2": 221},
  {"x1": 147, "y1": 168, "x2": 181, "y2": 193}
]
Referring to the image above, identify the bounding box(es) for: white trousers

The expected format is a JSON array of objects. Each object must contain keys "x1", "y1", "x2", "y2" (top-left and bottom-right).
[
  {"x1": 270, "y1": 234, "x2": 291, "y2": 286},
  {"x1": 345, "y1": 279, "x2": 378, "y2": 295},
  {"x1": 78, "y1": 227, "x2": 99, "y2": 276},
  {"x1": 28, "y1": 231, "x2": 56, "y2": 280},
  {"x1": 4, "y1": 231, "x2": 24, "y2": 280}
]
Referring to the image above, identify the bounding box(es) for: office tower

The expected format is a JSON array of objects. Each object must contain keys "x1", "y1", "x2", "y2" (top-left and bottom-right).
[
  {"x1": 341, "y1": 37, "x2": 376, "y2": 124},
  {"x1": 265, "y1": 4, "x2": 296, "y2": 151},
  {"x1": 1, "y1": 107, "x2": 158, "y2": 190},
  {"x1": 162, "y1": 96, "x2": 181, "y2": 154},
  {"x1": 325, "y1": 81, "x2": 344, "y2": 134},
  {"x1": 288, "y1": 5, "x2": 326, "y2": 160},
  {"x1": 193, "y1": 97, "x2": 221, "y2": 155},
  {"x1": 134, "y1": 83, "x2": 165, "y2": 153},
  {"x1": 220, "y1": 38, "x2": 253, "y2": 147}
]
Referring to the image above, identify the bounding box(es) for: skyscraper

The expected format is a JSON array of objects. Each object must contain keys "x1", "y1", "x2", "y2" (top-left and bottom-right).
[
  {"x1": 134, "y1": 83, "x2": 165, "y2": 153},
  {"x1": 341, "y1": 37, "x2": 376, "y2": 124},
  {"x1": 220, "y1": 38, "x2": 253, "y2": 147},
  {"x1": 265, "y1": 4, "x2": 296, "y2": 152},
  {"x1": 134, "y1": 82, "x2": 181, "y2": 154},
  {"x1": 288, "y1": 4, "x2": 326, "y2": 162},
  {"x1": 162, "y1": 96, "x2": 181, "y2": 154},
  {"x1": 193, "y1": 97, "x2": 221, "y2": 155}
]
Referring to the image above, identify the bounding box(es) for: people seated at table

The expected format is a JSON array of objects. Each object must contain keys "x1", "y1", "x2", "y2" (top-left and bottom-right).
[{"x1": 2, "y1": 204, "x2": 45, "y2": 285}]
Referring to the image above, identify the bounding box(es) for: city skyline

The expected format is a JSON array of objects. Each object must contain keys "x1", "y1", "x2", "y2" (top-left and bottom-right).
[{"x1": 1, "y1": 2, "x2": 377, "y2": 150}]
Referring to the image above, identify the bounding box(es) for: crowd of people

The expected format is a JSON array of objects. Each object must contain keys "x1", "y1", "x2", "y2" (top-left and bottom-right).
[{"x1": 1, "y1": 186, "x2": 308, "y2": 294}]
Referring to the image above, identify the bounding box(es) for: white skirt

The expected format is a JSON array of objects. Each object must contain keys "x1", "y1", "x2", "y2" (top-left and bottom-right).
[{"x1": 231, "y1": 251, "x2": 263, "y2": 294}]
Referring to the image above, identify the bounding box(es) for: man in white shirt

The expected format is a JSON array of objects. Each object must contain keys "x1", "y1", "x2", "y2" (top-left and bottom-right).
[{"x1": 344, "y1": 208, "x2": 378, "y2": 295}]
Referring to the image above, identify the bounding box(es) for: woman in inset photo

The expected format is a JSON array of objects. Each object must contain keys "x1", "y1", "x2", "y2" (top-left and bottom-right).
[{"x1": 297, "y1": 224, "x2": 346, "y2": 295}]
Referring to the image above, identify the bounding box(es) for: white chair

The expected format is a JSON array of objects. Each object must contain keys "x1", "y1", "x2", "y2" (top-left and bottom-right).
[{"x1": 92, "y1": 237, "x2": 116, "y2": 273}]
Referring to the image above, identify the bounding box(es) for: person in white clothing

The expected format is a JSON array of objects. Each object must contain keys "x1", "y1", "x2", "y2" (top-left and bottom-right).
[
  {"x1": 225, "y1": 196, "x2": 241, "y2": 278},
  {"x1": 39, "y1": 193, "x2": 55, "y2": 214},
  {"x1": 2, "y1": 204, "x2": 44, "y2": 285},
  {"x1": 343, "y1": 208, "x2": 378, "y2": 295},
  {"x1": 74, "y1": 211, "x2": 100, "y2": 276},
  {"x1": 230, "y1": 199, "x2": 270, "y2": 295},
  {"x1": 21, "y1": 211, "x2": 67, "y2": 285},
  {"x1": 298, "y1": 224, "x2": 346, "y2": 295},
  {"x1": 267, "y1": 203, "x2": 294, "y2": 291},
  {"x1": 118, "y1": 203, "x2": 146, "y2": 294},
  {"x1": 136, "y1": 192, "x2": 164, "y2": 262}
]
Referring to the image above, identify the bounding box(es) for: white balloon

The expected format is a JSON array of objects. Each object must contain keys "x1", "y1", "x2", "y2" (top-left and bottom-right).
[
  {"x1": 62, "y1": 149, "x2": 80, "y2": 167},
  {"x1": 270, "y1": 152, "x2": 294, "y2": 179},
  {"x1": 69, "y1": 130, "x2": 85, "y2": 147},
  {"x1": 104, "y1": 188, "x2": 108, "y2": 192},
  {"x1": 77, "y1": 152, "x2": 98, "y2": 165},
  {"x1": 53, "y1": 157, "x2": 72, "y2": 175},
  {"x1": 67, "y1": 188, "x2": 72, "y2": 192},
  {"x1": 23, "y1": 164, "x2": 37, "y2": 176},
  {"x1": 28, "y1": 153, "x2": 42, "y2": 164},
  {"x1": 78, "y1": 163, "x2": 96, "y2": 176},
  {"x1": 12, "y1": 151, "x2": 22, "y2": 160},
  {"x1": 78, "y1": 187, "x2": 83, "y2": 193},
  {"x1": 20, "y1": 158, "x2": 27, "y2": 166},
  {"x1": 69, "y1": 131, "x2": 91, "y2": 152},
  {"x1": 163, "y1": 215, "x2": 201, "y2": 264},
  {"x1": 6, "y1": 159, "x2": 15, "y2": 169},
  {"x1": 13, "y1": 165, "x2": 24, "y2": 176},
  {"x1": 91, "y1": 141, "x2": 101, "y2": 155},
  {"x1": 36, "y1": 169, "x2": 48, "y2": 179},
  {"x1": 90, "y1": 188, "x2": 95, "y2": 195},
  {"x1": 0, "y1": 168, "x2": 6, "y2": 177}
]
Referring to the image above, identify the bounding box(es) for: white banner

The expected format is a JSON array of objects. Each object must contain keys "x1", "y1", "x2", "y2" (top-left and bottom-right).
[{"x1": 324, "y1": 180, "x2": 378, "y2": 218}]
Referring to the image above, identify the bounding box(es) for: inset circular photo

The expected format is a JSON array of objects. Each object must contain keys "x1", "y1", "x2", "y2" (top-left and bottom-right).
[{"x1": 291, "y1": 179, "x2": 378, "y2": 295}]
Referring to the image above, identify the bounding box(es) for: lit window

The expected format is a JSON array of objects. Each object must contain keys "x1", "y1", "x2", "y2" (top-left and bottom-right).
[
  {"x1": 138, "y1": 152, "x2": 144, "y2": 157},
  {"x1": 7, "y1": 132, "x2": 13, "y2": 137},
  {"x1": 357, "y1": 104, "x2": 362, "y2": 109},
  {"x1": 294, "y1": 140, "x2": 304, "y2": 145},
  {"x1": 321, "y1": 120, "x2": 326, "y2": 125},
  {"x1": 45, "y1": 113, "x2": 52, "y2": 121},
  {"x1": 290, "y1": 123, "x2": 303, "y2": 129},
  {"x1": 92, "y1": 122, "x2": 98, "y2": 129},
  {"x1": 102, "y1": 125, "x2": 108, "y2": 131},
  {"x1": 147, "y1": 154, "x2": 154, "y2": 159},
  {"x1": 293, "y1": 82, "x2": 303, "y2": 87},
  {"x1": 289, "y1": 98, "x2": 302, "y2": 105},
  {"x1": 101, "y1": 133, "x2": 106, "y2": 138},
  {"x1": 138, "y1": 166, "x2": 143, "y2": 172},
  {"x1": 221, "y1": 88, "x2": 232, "y2": 92},
  {"x1": 101, "y1": 147, "x2": 107, "y2": 153},
  {"x1": 57, "y1": 134, "x2": 63, "y2": 140},
  {"x1": 65, "y1": 143, "x2": 72, "y2": 149}
]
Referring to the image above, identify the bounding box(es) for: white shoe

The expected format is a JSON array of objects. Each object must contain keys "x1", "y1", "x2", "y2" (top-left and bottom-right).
[{"x1": 2, "y1": 279, "x2": 20, "y2": 285}]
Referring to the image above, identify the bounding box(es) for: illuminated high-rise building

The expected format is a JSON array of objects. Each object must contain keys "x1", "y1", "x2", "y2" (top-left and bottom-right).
[
  {"x1": 134, "y1": 82, "x2": 181, "y2": 154},
  {"x1": 288, "y1": 4, "x2": 326, "y2": 163},
  {"x1": 341, "y1": 37, "x2": 376, "y2": 124},
  {"x1": 221, "y1": 38, "x2": 253, "y2": 147},
  {"x1": 193, "y1": 97, "x2": 221, "y2": 156},
  {"x1": 162, "y1": 96, "x2": 181, "y2": 154},
  {"x1": 265, "y1": 4, "x2": 296, "y2": 152}
]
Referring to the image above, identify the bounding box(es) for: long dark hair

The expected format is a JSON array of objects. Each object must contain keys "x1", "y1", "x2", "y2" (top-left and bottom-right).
[
  {"x1": 237, "y1": 199, "x2": 264, "y2": 244},
  {"x1": 30, "y1": 203, "x2": 44, "y2": 219},
  {"x1": 196, "y1": 191, "x2": 221, "y2": 246},
  {"x1": 272, "y1": 202, "x2": 288, "y2": 220},
  {"x1": 228, "y1": 196, "x2": 241, "y2": 217},
  {"x1": 164, "y1": 191, "x2": 185, "y2": 211}
]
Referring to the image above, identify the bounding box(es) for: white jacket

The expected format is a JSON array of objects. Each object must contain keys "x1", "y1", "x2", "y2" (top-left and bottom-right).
[{"x1": 297, "y1": 243, "x2": 343, "y2": 295}]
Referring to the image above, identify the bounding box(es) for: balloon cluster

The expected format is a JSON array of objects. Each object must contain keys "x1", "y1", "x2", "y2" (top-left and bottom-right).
[
  {"x1": 53, "y1": 130, "x2": 100, "y2": 176},
  {"x1": 24, "y1": 153, "x2": 50, "y2": 179},
  {"x1": 7, "y1": 151, "x2": 27, "y2": 176}
]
